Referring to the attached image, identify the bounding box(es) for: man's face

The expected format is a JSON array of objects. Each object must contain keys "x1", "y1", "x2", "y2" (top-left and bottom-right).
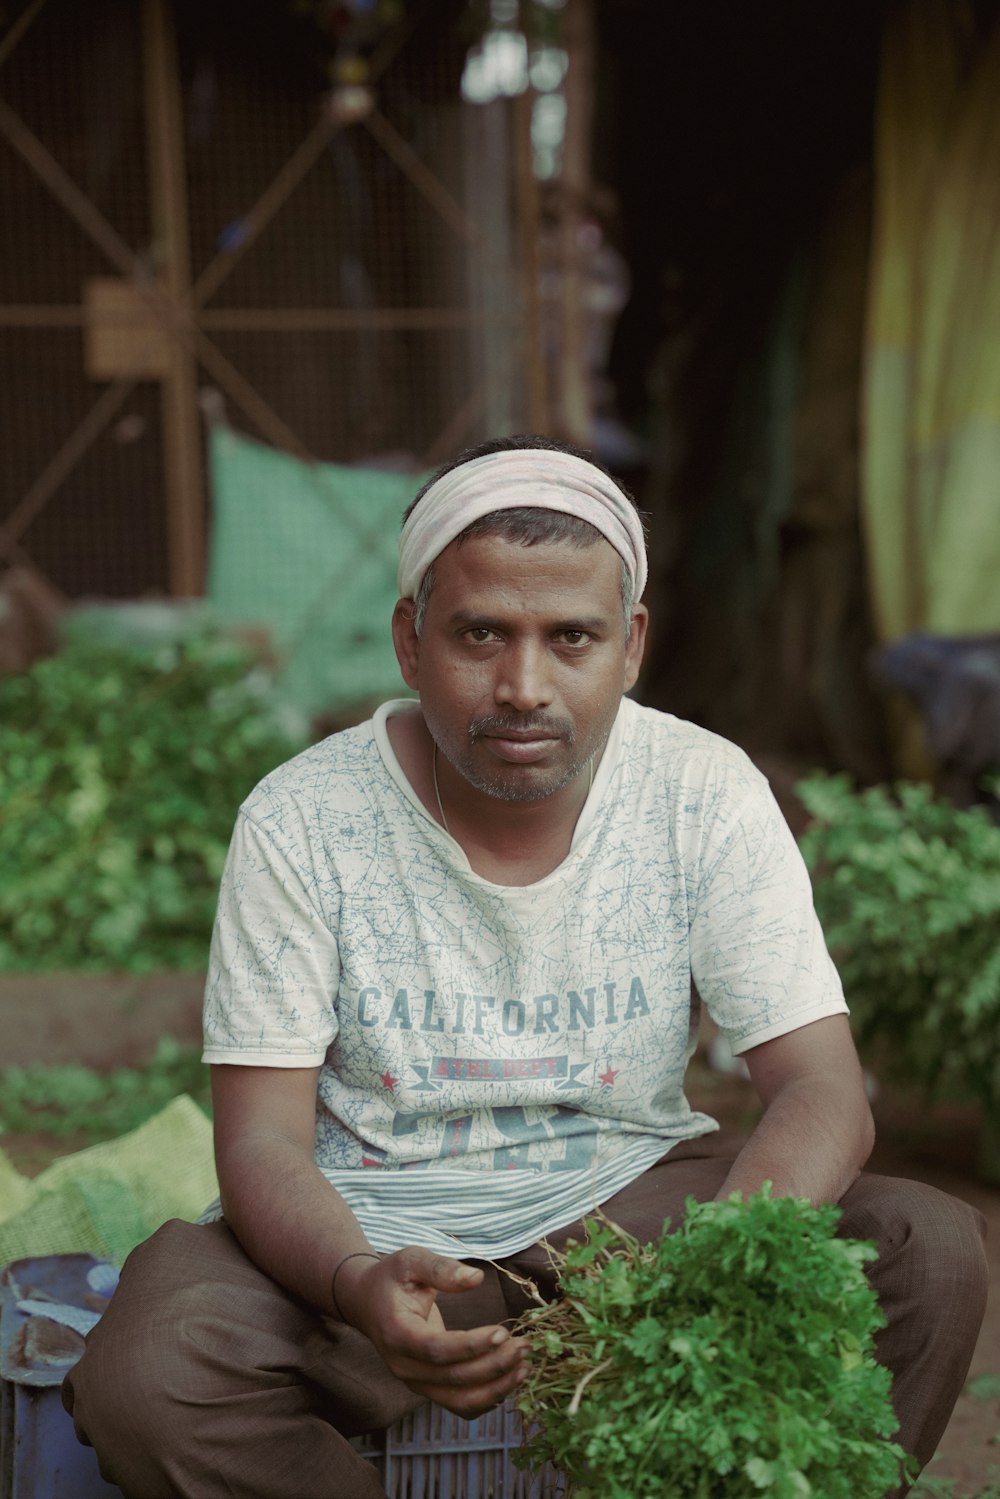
[{"x1": 393, "y1": 533, "x2": 647, "y2": 803}]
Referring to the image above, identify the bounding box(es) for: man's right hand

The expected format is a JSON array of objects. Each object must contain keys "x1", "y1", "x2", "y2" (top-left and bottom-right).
[
  {"x1": 211, "y1": 1067, "x2": 527, "y2": 1415},
  {"x1": 333, "y1": 1246, "x2": 530, "y2": 1418}
]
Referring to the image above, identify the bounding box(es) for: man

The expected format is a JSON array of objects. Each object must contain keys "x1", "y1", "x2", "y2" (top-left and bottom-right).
[{"x1": 66, "y1": 436, "x2": 987, "y2": 1499}]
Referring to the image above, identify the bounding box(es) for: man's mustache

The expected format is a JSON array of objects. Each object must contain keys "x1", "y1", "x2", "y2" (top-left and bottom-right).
[{"x1": 468, "y1": 713, "x2": 575, "y2": 743}]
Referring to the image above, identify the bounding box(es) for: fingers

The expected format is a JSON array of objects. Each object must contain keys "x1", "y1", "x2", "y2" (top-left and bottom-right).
[
  {"x1": 397, "y1": 1329, "x2": 532, "y2": 1419},
  {"x1": 366, "y1": 1247, "x2": 531, "y2": 1413},
  {"x1": 396, "y1": 1246, "x2": 485, "y2": 1296},
  {"x1": 393, "y1": 1321, "x2": 528, "y2": 1374},
  {"x1": 338, "y1": 1246, "x2": 480, "y2": 1336},
  {"x1": 418, "y1": 1360, "x2": 530, "y2": 1420},
  {"x1": 326, "y1": 1247, "x2": 528, "y2": 1422}
]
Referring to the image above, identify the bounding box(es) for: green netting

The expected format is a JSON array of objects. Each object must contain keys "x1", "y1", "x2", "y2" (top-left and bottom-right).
[
  {"x1": 0, "y1": 1096, "x2": 217, "y2": 1267},
  {"x1": 207, "y1": 427, "x2": 427, "y2": 718}
]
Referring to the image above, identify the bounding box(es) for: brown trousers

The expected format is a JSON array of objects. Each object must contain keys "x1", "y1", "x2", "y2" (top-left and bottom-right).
[{"x1": 64, "y1": 1145, "x2": 988, "y2": 1499}]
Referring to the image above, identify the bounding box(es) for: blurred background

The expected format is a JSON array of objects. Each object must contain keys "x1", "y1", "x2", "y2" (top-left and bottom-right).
[
  {"x1": 3, "y1": 0, "x2": 1000, "y2": 785},
  {"x1": 1, "y1": 3, "x2": 1000, "y2": 1487}
]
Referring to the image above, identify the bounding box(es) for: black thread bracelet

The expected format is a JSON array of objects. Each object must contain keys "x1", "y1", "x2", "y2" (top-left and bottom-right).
[{"x1": 331, "y1": 1251, "x2": 379, "y2": 1320}]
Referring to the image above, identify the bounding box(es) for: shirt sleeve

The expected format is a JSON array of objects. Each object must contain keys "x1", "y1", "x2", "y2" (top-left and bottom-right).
[
  {"x1": 688, "y1": 768, "x2": 848, "y2": 1054},
  {"x1": 202, "y1": 809, "x2": 341, "y2": 1066}
]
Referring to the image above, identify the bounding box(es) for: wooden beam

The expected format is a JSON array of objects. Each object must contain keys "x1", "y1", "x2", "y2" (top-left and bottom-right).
[
  {"x1": 190, "y1": 112, "x2": 337, "y2": 311},
  {"x1": 198, "y1": 307, "x2": 487, "y2": 331},
  {"x1": 364, "y1": 106, "x2": 480, "y2": 246},
  {"x1": 0, "y1": 96, "x2": 142, "y2": 278},
  {"x1": 0, "y1": 305, "x2": 85, "y2": 325},
  {"x1": 0, "y1": 0, "x2": 48, "y2": 72},
  {"x1": 553, "y1": 0, "x2": 594, "y2": 445},
  {"x1": 82, "y1": 277, "x2": 173, "y2": 378},
  {"x1": 186, "y1": 0, "x2": 422, "y2": 313},
  {"x1": 0, "y1": 379, "x2": 136, "y2": 562},
  {"x1": 0, "y1": 304, "x2": 508, "y2": 331},
  {"x1": 513, "y1": 86, "x2": 549, "y2": 433},
  {"x1": 142, "y1": 0, "x2": 205, "y2": 597},
  {"x1": 420, "y1": 377, "x2": 488, "y2": 468},
  {"x1": 0, "y1": 85, "x2": 320, "y2": 486}
]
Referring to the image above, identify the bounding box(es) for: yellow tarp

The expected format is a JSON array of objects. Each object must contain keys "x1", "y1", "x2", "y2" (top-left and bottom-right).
[
  {"x1": 0, "y1": 1095, "x2": 217, "y2": 1268},
  {"x1": 863, "y1": 0, "x2": 1000, "y2": 640}
]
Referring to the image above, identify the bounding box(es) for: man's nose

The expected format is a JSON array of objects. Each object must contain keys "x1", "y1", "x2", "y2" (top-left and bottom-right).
[{"x1": 494, "y1": 641, "x2": 553, "y2": 711}]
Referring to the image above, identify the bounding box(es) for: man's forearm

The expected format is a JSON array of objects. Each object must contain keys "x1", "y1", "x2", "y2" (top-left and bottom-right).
[
  {"x1": 217, "y1": 1129, "x2": 374, "y2": 1314},
  {"x1": 216, "y1": 1127, "x2": 529, "y2": 1416},
  {"x1": 715, "y1": 1073, "x2": 875, "y2": 1205}
]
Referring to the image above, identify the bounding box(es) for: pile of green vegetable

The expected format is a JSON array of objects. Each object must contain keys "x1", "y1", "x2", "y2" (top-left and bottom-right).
[
  {"x1": 0, "y1": 632, "x2": 305, "y2": 972},
  {"x1": 912, "y1": 1468, "x2": 1000, "y2": 1499},
  {"x1": 0, "y1": 1038, "x2": 210, "y2": 1143},
  {"x1": 515, "y1": 1188, "x2": 911, "y2": 1499},
  {"x1": 797, "y1": 773, "x2": 1000, "y2": 1181}
]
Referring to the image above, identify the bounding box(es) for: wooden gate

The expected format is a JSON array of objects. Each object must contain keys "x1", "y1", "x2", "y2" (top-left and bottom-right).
[{"x1": 0, "y1": 0, "x2": 547, "y2": 599}]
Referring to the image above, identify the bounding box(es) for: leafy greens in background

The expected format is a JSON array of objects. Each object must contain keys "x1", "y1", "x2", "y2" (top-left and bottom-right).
[
  {"x1": 515, "y1": 1188, "x2": 911, "y2": 1499},
  {"x1": 0, "y1": 633, "x2": 305, "y2": 973},
  {"x1": 0, "y1": 1038, "x2": 210, "y2": 1142},
  {"x1": 911, "y1": 1471, "x2": 1000, "y2": 1498},
  {"x1": 797, "y1": 773, "x2": 1000, "y2": 1181}
]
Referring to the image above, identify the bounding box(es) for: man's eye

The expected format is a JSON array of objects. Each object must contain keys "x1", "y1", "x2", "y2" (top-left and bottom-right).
[
  {"x1": 466, "y1": 627, "x2": 498, "y2": 643},
  {"x1": 559, "y1": 631, "x2": 589, "y2": 646}
]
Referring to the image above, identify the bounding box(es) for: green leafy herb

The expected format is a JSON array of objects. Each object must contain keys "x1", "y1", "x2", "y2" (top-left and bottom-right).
[
  {"x1": 910, "y1": 1470, "x2": 1000, "y2": 1498},
  {"x1": 0, "y1": 1038, "x2": 211, "y2": 1142},
  {"x1": 966, "y1": 1374, "x2": 1000, "y2": 1403},
  {"x1": 515, "y1": 1187, "x2": 912, "y2": 1498},
  {"x1": 0, "y1": 633, "x2": 304, "y2": 973},
  {"x1": 797, "y1": 774, "x2": 1000, "y2": 1180}
]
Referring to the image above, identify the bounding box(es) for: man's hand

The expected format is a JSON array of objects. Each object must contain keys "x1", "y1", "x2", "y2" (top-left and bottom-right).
[
  {"x1": 333, "y1": 1246, "x2": 529, "y2": 1418},
  {"x1": 212, "y1": 1065, "x2": 529, "y2": 1415}
]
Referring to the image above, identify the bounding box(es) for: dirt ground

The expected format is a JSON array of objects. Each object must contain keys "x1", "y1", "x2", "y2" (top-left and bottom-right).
[{"x1": 2, "y1": 975, "x2": 998, "y2": 1492}]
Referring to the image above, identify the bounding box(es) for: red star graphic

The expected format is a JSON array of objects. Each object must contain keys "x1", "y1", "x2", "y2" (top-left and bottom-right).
[
  {"x1": 380, "y1": 1070, "x2": 397, "y2": 1091},
  {"x1": 598, "y1": 1065, "x2": 619, "y2": 1088}
]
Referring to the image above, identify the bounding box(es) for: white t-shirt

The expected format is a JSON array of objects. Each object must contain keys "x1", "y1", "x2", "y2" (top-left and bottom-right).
[{"x1": 202, "y1": 697, "x2": 847, "y2": 1257}]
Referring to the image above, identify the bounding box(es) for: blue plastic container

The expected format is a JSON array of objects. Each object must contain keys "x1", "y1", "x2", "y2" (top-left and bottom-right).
[{"x1": 1, "y1": 1254, "x2": 122, "y2": 1499}]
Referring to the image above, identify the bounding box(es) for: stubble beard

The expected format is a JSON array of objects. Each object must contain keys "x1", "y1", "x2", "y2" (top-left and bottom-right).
[
  {"x1": 434, "y1": 710, "x2": 609, "y2": 804},
  {"x1": 460, "y1": 757, "x2": 584, "y2": 803}
]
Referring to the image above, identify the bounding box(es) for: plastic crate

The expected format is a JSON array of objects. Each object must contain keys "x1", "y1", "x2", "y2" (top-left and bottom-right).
[
  {"x1": 1, "y1": 1254, "x2": 122, "y2": 1499},
  {"x1": 352, "y1": 1400, "x2": 565, "y2": 1498}
]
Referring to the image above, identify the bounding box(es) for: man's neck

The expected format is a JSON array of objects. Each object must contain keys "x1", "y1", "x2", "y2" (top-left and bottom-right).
[{"x1": 385, "y1": 706, "x2": 597, "y2": 885}]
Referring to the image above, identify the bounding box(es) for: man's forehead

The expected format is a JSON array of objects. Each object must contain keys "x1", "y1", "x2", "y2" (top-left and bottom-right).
[
  {"x1": 436, "y1": 530, "x2": 622, "y2": 585},
  {"x1": 427, "y1": 533, "x2": 623, "y2": 621}
]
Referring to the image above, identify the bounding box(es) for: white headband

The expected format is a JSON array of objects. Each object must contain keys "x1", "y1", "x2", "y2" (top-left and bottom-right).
[{"x1": 398, "y1": 449, "x2": 647, "y2": 603}]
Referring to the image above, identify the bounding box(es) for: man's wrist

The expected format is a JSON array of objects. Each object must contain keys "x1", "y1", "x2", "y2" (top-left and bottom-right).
[{"x1": 331, "y1": 1250, "x2": 380, "y2": 1322}]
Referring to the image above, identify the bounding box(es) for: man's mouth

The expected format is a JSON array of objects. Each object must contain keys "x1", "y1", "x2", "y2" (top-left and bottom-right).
[
  {"x1": 484, "y1": 729, "x2": 558, "y2": 742},
  {"x1": 483, "y1": 734, "x2": 558, "y2": 763},
  {"x1": 468, "y1": 715, "x2": 574, "y2": 764}
]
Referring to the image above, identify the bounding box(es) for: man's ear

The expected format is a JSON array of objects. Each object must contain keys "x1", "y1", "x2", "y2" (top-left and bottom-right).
[
  {"x1": 623, "y1": 604, "x2": 649, "y2": 692},
  {"x1": 392, "y1": 599, "x2": 421, "y2": 689}
]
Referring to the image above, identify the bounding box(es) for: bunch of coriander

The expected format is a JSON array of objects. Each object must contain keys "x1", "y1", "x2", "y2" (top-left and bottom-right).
[{"x1": 515, "y1": 1187, "x2": 912, "y2": 1499}]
